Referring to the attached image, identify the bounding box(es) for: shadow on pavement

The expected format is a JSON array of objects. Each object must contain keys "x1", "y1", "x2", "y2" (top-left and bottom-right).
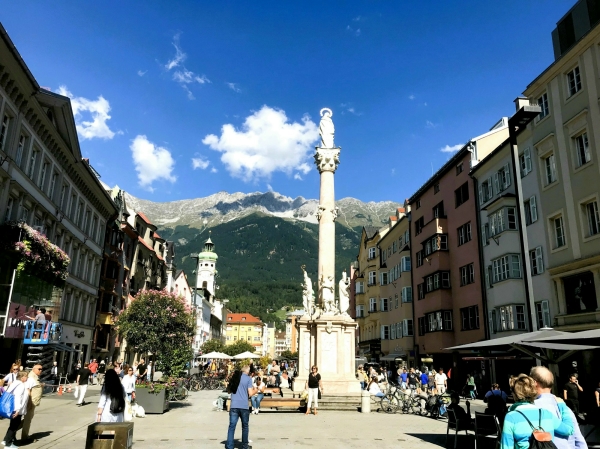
[
  {"x1": 168, "y1": 402, "x2": 192, "y2": 410},
  {"x1": 407, "y1": 432, "x2": 474, "y2": 448},
  {"x1": 19, "y1": 431, "x2": 53, "y2": 445}
]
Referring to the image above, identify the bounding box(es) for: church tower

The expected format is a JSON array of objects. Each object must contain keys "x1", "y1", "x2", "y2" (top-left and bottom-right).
[{"x1": 195, "y1": 235, "x2": 218, "y2": 297}]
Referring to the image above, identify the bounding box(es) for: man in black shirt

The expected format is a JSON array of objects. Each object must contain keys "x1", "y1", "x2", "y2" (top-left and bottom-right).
[
  {"x1": 76, "y1": 362, "x2": 92, "y2": 406},
  {"x1": 137, "y1": 358, "x2": 147, "y2": 383},
  {"x1": 564, "y1": 374, "x2": 583, "y2": 414},
  {"x1": 408, "y1": 367, "x2": 418, "y2": 390}
]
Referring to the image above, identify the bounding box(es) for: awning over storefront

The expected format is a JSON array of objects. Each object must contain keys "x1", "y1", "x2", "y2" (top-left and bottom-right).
[
  {"x1": 380, "y1": 353, "x2": 406, "y2": 361},
  {"x1": 48, "y1": 342, "x2": 79, "y2": 352}
]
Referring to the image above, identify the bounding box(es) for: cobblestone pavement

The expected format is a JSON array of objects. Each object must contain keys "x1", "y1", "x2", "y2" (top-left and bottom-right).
[{"x1": 0, "y1": 386, "x2": 487, "y2": 449}]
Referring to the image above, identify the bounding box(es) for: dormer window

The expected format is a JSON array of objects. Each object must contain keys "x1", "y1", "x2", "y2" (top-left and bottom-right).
[{"x1": 242, "y1": 317, "x2": 246, "y2": 321}]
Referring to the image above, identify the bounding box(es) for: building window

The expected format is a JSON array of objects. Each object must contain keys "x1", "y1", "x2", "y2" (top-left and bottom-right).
[
  {"x1": 567, "y1": 66, "x2": 582, "y2": 96},
  {"x1": 460, "y1": 263, "x2": 475, "y2": 286},
  {"x1": 416, "y1": 199, "x2": 421, "y2": 209},
  {"x1": 369, "y1": 298, "x2": 377, "y2": 312},
  {"x1": 544, "y1": 154, "x2": 557, "y2": 185},
  {"x1": 415, "y1": 216, "x2": 425, "y2": 235},
  {"x1": 478, "y1": 177, "x2": 494, "y2": 204},
  {"x1": 585, "y1": 201, "x2": 600, "y2": 237},
  {"x1": 379, "y1": 272, "x2": 388, "y2": 286},
  {"x1": 418, "y1": 317, "x2": 426, "y2": 336},
  {"x1": 381, "y1": 325, "x2": 390, "y2": 340},
  {"x1": 433, "y1": 201, "x2": 444, "y2": 218},
  {"x1": 492, "y1": 254, "x2": 521, "y2": 283},
  {"x1": 368, "y1": 271, "x2": 377, "y2": 285},
  {"x1": 416, "y1": 250, "x2": 423, "y2": 267},
  {"x1": 516, "y1": 305, "x2": 526, "y2": 330},
  {"x1": 380, "y1": 297, "x2": 389, "y2": 312},
  {"x1": 355, "y1": 281, "x2": 364, "y2": 294},
  {"x1": 402, "y1": 319, "x2": 414, "y2": 337},
  {"x1": 481, "y1": 224, "x2": 489, "y2": 247},
  {"x1": 39, "y1": 161, "x2": 49, "y2": 190},
  {"x1": 455, "y1": 182, "x2": 469, "y2": 207},
  {"x1": 574, "y1": 132, "x2": 590, "y2": 167},
  {"x1": 424, "y1": 271, "x2": 451, "y2": 293},
  {"x1": 15, "y1": 134, "x2": 26, "y2": 167},
  {"x1": 530, "y1": 247, "x2": 544, "y2": 275},
  {"x1": 401, "y1": 286, "x2": 412, "y2": 303},
  {"x1": 417, "y1": 283, "x2": 424, "y2": 300},
  {"x1": 520, "y1": 148, "x2": 533, "y2": 177},
  {"x1": 4, "y1": 197, "x2": 14, "y2": 222},
  {"x1": 537, "y1": 93, "x2": 549, "y2": 119},
  {"x1": 460, "y1": 306, "x2": 479, "y2": 331},
  {"x1": 27, "y1": 149, "x2": 38, "y2": 179},
  {"x1": 553, "y1": 215, "x2": 566, "y2": 248},
  {"x1": 368, "y1": 247, "x2": 376, "y2": 259},
  {"x1": 434, "y1": 183, "x2": 440, "y2": 194},
  {"x1": 456, "y1": 162, "x2": 463, "y2": 175},
  {"x1": 423, "y1": 234, "x2": 448, "y2": 255},
  {"x1": 494, "y1": 164, "x2": 511, "y2": 193},
  {"x1": 401, "y1": 256, "x2": 411, "y2": 271},
  {"x1": 457, "y1": 222, "x2": 472, "y2": 246},
  {"x1": 535, "y1": 300, "x2": 551, "y2": 329},
  {"x1": 488, "y1": 310, "x2": 497, "y2": 334},
  {"x1": 48, "y1": 171, "x2": 58, "y2": 199},
  {"x1": 0, "y1": 115, "x2": 10, "y2": 152},
  {"x1": 507, "y1": 207, "x2": 517, "y2": 230},
  {"x1": 524, "y1": 196, "x2": 538, "y2": 225}
]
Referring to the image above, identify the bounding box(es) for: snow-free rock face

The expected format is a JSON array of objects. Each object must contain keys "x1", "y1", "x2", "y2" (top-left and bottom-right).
[{"x1": 125, "y1": 191, "x2": 402, "y2": 230}]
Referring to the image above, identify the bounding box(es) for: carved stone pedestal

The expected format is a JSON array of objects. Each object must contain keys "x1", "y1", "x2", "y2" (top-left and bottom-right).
[{"x1": 294, "y1": 313, "x2": 360, "y2": 395}]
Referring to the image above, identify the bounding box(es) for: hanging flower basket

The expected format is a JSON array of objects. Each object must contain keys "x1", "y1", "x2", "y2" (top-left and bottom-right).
[{"x1": 0, "y1": 221, "x2": 70, "y2": 287}]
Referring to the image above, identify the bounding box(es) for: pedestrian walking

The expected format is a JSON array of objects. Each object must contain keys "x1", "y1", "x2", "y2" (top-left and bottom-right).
[
  {"x1": 146, "y1": 361, "x2": 153, "y2": 382},
  {"x1": 1, "y1": 370, "x2": 29, "y2": 449},
  {"x1": 420, "y1": 370, "x2": 429, "y2": 394},
  {"x1": 501, "y1": 374, "x2": 573, "y2": 449},
  {"x1": 305, "y1": 365, "x2": 322, "y2": 416},
  {"x1": 96, "y1": 369, "x2": 126, "y2": 423},
  {"x1": 435, "y1": 368, "x2": 448, "y2": 394},
  {"x1": 50, "y1": 362, "x2": 58, "y2": 385},
  {"x1": 89, "y1": 359, "x2": 98, "y2": 385},
  {"x1": 76, "y1": 362, "x2": 92, "y2": 406},
  {"x1": 408, "y1": 367, "x2": 418, "y2": 391},
  {"x1": 564, "y1": 374, "x2": 583, "y2": 416},
  {"x1": 530, "y1": 366, "x2": 585, "y2": 449},
  {"x1": 121, "y1": 366, "x2": 136, "y2": 402},
  {"x1": 465, "y1": 373, "x2": 477, "y2": 399},
  {"x1": 399, "y1": 368, "x2": 408, "y2": 389},
  {"x1": 226, "y1": 365, "x2": 256, "y2": 449},
  {"x1": 21, "y1": 364, "x2": 43, "y2": 442}
]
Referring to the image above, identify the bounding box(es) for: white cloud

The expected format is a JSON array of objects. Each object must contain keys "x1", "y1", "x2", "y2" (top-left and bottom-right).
[
  {"x1": 210, "y1": 167, "x2": 218, "y2": 173},
  {"x1": 426, "y1": 120, "x2": 437, "y2": 128},
  {"x1": 346, "y1": 25, "x2": 361, "y2": 36},
  {"x1": 267, "y1": 184, "x2": 274, "y2": 192},
  {"x1": 440, "y1": 144, "x2": 463, "y2": 153},
  {"x1": 192, "y1": 157, "x2": 210, "y2": 170},
  {"x1": 202, "y1": 106, "x2": 319, "y2": 182},
  {"x1": 130, "y1": 135, "x2": 176, "y2": 191},
  {"x1": 137, "y1": 70, "x2": 147, "y2": 77},
  {"x1": 353, "y1": 16, "x2": 362, "y2": 21},
  {"x1": 294, "y1": 173, "x2": 303, "y2": 180},
  {"x1": 340, "y1": 103, "x2": 362, "y2": 116},
  {"x1": 226, "y1": 82, "x2": 241, "y2": 93},
  {"x1": 164, "y1": 34, "x2": 209, "y2": 100},
  {"x1": 165, "y1": 34, "x2": 186, "y2": 70},
  {"x1": 408, "y1": 94, "x2": 415, "y2": 100},
  {"x1": 57, "y1": 86, "x2": 116, "y2": 140}
]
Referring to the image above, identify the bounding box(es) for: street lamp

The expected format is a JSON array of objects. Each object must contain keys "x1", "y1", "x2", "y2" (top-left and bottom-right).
[{"x1": 508, "y1": 99, "x2": 541, "y2": 333}]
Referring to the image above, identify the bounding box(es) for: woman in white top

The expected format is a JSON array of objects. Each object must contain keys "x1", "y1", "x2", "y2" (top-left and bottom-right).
[
  {"x1": 368, "y1": 376, "x2": 385, "y2": 398},
  {"x1": 251, "y1": 377, "x2": 266, "y2": 414},
  {"x1": 2, "y1": 364, "x2": 20, "y2": 388},
  {"x1": 121, "y1": 367, "x2": 136, "y2": 402},
  {"x1": 2, "y1": 370, "x2": 30, "y2": 448},
  {"x1": 97, "y1": 369, "x2": 126, "y2": 423}
]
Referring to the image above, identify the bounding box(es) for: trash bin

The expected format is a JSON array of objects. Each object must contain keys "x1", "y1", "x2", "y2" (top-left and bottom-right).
[
  {"x1": 85, "y1": 422, "x2": 134, "y2": 449},
  {"x1": 361, "y1": 390, "x2": 371, "y2": 413}
]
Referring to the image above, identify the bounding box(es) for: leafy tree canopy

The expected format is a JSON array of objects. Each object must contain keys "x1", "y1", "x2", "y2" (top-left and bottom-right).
[
  {"x1": 117, "y1": 289, "x2": 194, "y2": 376},
  {"x1": 280, "y1": 350, "x2": 298, "y2": 360},
  {"x1": 200, "y1": 339, "x2": 225, "y2": 355},
  {"x1": 222, "y1": 340, "x2": 255, "y2": 356}
]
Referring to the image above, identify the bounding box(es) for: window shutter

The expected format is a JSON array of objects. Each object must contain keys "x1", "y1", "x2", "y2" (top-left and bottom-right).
[
  {"x1": 536, "y1": 247, "x2": 544, "y2": 273},
  {"x1": 487, "y1": 178, "x2": 493, "y2": 198},
  {"x1": 530, "y1": 196, "x2": 538, "y2": 223},
  {"x1": 380, "y1": 326, "x2": 385, "y2": 340},
  {"x1": 481, "y1": 224, "x2": 487, "y2": 246},
  {"x1": 493, "y1": 173, "x2": 499, "y2": 193},
  {"x1": 488, "y1": 311, "x2": 494, "y2": 334},
  {"x1": 391, "y1": 325, "x2": 396, "y2": 340},
  {"x1": 402, "y1": 320, "x2": 408, "y2": 336},
  {"x1": 525, "y1": 148, "x2": 532, "y2": 173},
  {"x1": 380, "y1": 298, "x2": 384, "y2": 311},
  {"x1": 396, "y1": 323, "x2": 402, "y2": 338},
  {"x1": 541, "y1": 300, "x2": 551, "y2": 328},
  {"x1": 504, "y1": 163, "x2": 511, "y2": 187},
  {"x1": 479, "y1": 185, "x2": 483, "y2": 205},
  {"x1": 585, "y1": 135, "x2": 591, "y2": 162}
]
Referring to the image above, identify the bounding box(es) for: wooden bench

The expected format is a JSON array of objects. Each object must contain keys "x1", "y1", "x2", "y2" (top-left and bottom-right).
[
  {"x1": 263, "y1": 387, "x2": 282, "y2": 397},
  {"x1": 226, "y1": 397, "x2": 305, "y2": 411}
]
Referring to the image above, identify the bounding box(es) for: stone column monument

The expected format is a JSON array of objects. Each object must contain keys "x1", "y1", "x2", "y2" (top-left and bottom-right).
[{"x1": 295, "y1": 108, "x2": 360, "y2": 395}]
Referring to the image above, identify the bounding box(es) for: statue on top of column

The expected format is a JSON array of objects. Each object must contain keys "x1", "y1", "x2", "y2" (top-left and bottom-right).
[
  {"x1": 301, "y1": 265, "x2": 314, "y2": 315},
  {"x1": 319, "y1": 108, "x2": 335, "y2": 149},
  {"x1": 320, "y1": 274, "x2": 336, "y2": 314},
  {"x1": 338, "y1": 270, "x2": 350, "y2": 315}
]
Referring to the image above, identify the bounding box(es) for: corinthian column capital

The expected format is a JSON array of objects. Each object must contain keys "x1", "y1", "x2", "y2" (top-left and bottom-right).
[{"x1": 314, "y1": 147, "x2": 340, "y2": 174}]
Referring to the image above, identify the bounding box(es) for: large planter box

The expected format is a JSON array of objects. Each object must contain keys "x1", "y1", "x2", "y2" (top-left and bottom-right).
[{"x1": 135, "y1": 388, "x2": 169, "y2": 414}]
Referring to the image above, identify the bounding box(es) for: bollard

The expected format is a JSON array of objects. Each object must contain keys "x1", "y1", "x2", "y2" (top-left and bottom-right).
[
  {"x1": 57, "y1": 386, "x2": 62, "y2": 395},
  {"x1": 361, "y1": 390, "x2": 371, "y2": 413}
]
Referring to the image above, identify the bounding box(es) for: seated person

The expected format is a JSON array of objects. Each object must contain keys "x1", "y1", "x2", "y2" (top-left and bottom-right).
[
  {"x1": 485, "y1": 392, "x2": 508, "y2": 426},
  {"x1": 368, "y1": 376, "x2": 385, "y2": 398},
  {"x1": 213, "y1": 392, "x2": 231, "y2": 411},
  {"x1": 280, "y1": 370, "x2": 290, "y2": 389},
  {"x1": 447, "y1": 392, "x2": 472, "y2": 425},
  {"x1": 484, "y1": 383, "x2": 508, "y2": 403},
  {"x1": 251, "y1": 377, "x2": 266, "y2": 414}
]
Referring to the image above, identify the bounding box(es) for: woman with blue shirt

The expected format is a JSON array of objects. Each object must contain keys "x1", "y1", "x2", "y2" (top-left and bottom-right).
[{"x1": 501, "y1": 374, "x2": 573, "y2": 449}]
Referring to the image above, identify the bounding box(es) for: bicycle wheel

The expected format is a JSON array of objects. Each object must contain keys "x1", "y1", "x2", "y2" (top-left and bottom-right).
[
  {"x1": 381, "y1": 394, "x2": 400, "y2": 414},
  {"x1": 175, "y1": 386, "x2": 188, "y2": 401},
  {"x1": 191, "y1": 379, "x2": 200, "y2": 391}
]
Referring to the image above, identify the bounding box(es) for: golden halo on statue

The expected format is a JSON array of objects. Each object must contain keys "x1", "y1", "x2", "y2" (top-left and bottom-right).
[{"x1": 320, "y1": 108, "x2": 333, "y2": 117}]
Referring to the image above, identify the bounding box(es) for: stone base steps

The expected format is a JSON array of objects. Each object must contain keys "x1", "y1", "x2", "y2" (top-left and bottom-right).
[{"x1": 279, "y1": 390, "x2": 362, "y2": 412}]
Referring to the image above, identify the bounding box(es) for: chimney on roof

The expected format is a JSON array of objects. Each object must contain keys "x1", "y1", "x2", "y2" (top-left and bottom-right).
[{"x1": 514, "y1": 97, "x2": 530, "y2": 112}]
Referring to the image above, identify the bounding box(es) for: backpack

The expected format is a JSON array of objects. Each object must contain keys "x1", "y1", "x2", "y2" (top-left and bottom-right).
[
  {"x1": 516, "y1": 409, "x2": 558, "y2": 449},
  {"x1": 110, "y1": 394, "x2": 125, "y2": 414}
]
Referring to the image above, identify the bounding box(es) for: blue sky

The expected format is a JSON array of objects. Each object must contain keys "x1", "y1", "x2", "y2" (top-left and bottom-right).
[{"x1": 3, "y1": 1, "x2": 573, "y2": 203}]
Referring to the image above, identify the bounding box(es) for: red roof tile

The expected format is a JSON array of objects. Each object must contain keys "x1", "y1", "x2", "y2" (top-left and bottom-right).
[
  {"x1": 226, "y1": 313, "x2": 262, "y2": 324},
  {"x1": 153, "y1": 232, "x2": 162, "y2": 239},
  {"x1": 137, "y1": 212, "x2": 153, "y2": 225},
  {"x1": 397, "y1": 207, "x2": 405, "y2": 213},
  {"x1": 389, "y1": 216, "x2": 397, "y2": 221}
]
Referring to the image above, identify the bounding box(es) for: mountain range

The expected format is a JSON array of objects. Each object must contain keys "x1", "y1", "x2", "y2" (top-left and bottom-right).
[{"x1": 125, "y1": 191, "x2": 402, "y2": 326}]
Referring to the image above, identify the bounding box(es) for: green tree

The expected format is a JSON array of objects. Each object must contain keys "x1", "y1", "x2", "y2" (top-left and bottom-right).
[
  {"x1": 116, "y1": 289, "x2": 194, "y2": 376},
  {"x1": 200, "y1": 339, "x2": 225, "y2": 354},
  {"x1": 222, "y1": 340, "x2": 255, "y2": 356},
  {"x1": 280, "y1": 350, "x2": 298, "y2": 360}
]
